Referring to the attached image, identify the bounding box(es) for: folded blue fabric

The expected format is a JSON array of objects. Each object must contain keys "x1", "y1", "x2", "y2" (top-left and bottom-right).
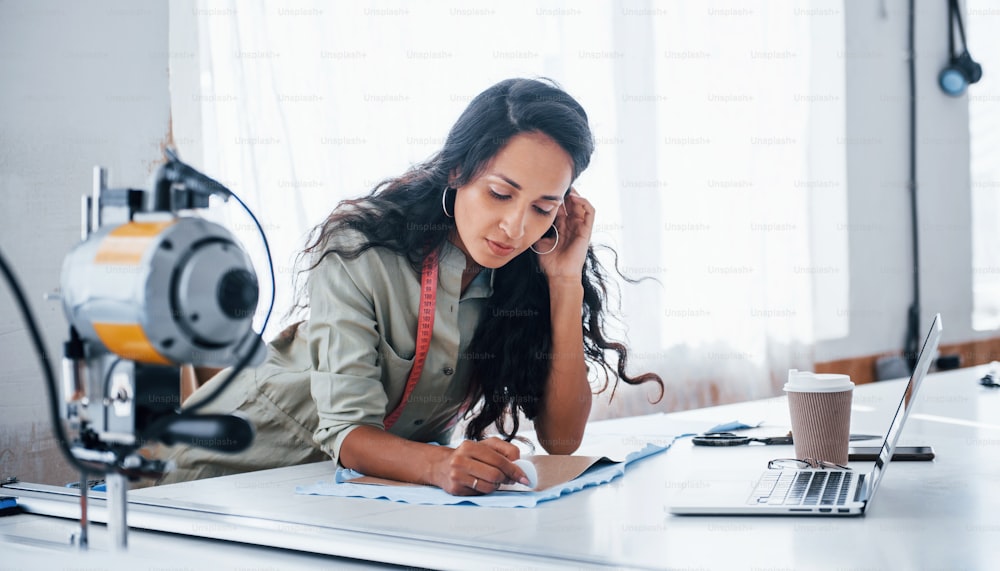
[
  {"x1": 706, "y1": 420, "x2": 763, "y2": 433},
  {"x1": 295, "y1": 441, "x2": 673, "y2": 508}
]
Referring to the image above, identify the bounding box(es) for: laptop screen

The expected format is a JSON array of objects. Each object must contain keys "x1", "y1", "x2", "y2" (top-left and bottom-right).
[{"x1": 866, "y1": 313, "x2": 942, "y2": 502}]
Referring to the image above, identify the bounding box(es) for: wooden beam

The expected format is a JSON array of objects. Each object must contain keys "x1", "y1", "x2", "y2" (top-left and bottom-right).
[{"x1": 815, "y1": 337, "x2": 1000, "y2": 384}]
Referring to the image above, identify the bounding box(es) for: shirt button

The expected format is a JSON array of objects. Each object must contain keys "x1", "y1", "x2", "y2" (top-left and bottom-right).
[
  {"x1": 413, "y1": 419, "x2": 424, "y2": 426},
  {"x1": 442, "y1": 367, "x2": 455, "y2": 376}
]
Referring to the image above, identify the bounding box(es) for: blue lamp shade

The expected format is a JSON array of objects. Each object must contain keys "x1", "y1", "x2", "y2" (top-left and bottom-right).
[{"x1": 939, "y1": 67, "x2": 968, "y2": 97}]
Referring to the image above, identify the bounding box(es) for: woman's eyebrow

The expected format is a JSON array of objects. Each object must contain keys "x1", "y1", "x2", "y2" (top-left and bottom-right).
[
  {"x1": 490, "y1": 172, "x2": 522, "y2": 190},
  {"x1": 490, "y1": 172, "x2": 562, "y2": 201}
]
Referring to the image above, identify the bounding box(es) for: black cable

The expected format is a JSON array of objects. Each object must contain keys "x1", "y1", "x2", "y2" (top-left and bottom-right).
[
  {"x1": 132, "y1": 149, "x2": 277, "y2": 419},
  {"x1": 947, "y1": 0, "x2": 956, "y2": 58},
  {"x1": 176, "y1": 331, "x2": 259, "y2": 417},
  {"x1": 949, "y1": 0, "x2": 970, "y2": 53},
  {"x1": 226, "y1": 190, "x2": 276, "y2": 334},
  {"x1": 162, "y1": 148, "x2": 276, "y2": 334},
  {"x1": 174, "y1": 188, "x2": 274, "y2": 416},
  {"x1": 903, "y1": 0, "x2": 921, "y2": 371},
  {"x1": 0, "y1": 248, "x2": 97, "y2": 475}
]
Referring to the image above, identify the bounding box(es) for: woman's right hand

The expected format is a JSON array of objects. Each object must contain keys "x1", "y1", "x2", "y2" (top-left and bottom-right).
[{"x1": 433, "y1": 438, "x2": 531, "y2": 495}]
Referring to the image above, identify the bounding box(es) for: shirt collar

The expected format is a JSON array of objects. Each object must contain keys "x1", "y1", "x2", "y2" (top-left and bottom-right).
[
  {"x1": 440, "y1": 240, "x2": 494, "y2": 300},
  {"x1": 438, "y1": 239, "x2": 467, "y2": 273},
  {"x1": 462, "y1": 267, "x2": 494, "y2": 300}
]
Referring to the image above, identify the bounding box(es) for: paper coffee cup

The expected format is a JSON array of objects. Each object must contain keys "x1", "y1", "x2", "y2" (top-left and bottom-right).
[{"x1": 784, "y1": 369, "x2": 854, "y2": 465}]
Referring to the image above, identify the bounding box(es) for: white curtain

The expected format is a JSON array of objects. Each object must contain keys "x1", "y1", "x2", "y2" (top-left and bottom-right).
[
  {"x1": 969, "y1": 0, "x2": 1000, "y2": 331},
  {"x1": 171, "y1": 0, "x2": 847, "y2": 419}
]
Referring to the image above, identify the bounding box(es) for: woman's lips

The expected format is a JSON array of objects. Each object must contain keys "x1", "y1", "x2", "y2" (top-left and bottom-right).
[{"x1": 486, "y1": 239, "x2": 515, "y2": 256}]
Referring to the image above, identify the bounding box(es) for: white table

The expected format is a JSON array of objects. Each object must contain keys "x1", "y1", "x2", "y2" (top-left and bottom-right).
[{"x1": 4, "y1": 365, "x2": 999, "y2": 569}]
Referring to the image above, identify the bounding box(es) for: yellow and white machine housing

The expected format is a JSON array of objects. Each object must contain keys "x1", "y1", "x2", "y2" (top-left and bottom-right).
[{"x1": 60, "y1": 216, "x2": 263, "y2": 369}]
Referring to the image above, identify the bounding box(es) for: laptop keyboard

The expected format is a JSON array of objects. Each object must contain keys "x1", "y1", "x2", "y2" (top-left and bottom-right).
[{"x1": 747, "y1": 470, "x2": 855, "y2": 506}]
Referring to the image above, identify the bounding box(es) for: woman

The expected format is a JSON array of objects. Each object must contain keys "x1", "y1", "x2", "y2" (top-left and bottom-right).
[{"x1": 159, "y1": 78, "x2": 662, "y2": 495}]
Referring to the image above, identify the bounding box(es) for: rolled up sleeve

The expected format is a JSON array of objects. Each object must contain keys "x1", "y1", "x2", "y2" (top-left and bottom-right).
[{"x1": 308, "y1": 251, "x2": 388, "y2": 465}]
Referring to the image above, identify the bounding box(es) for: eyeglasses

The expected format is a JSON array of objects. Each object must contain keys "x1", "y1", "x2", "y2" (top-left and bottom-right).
[{"x1": 768, "y1": 458, "x2": 851, "y2": 471}]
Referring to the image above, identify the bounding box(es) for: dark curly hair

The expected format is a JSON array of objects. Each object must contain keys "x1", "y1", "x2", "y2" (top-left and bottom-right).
[{"x1": 293, "y1": 78, "x2": 663, "y2": 441}]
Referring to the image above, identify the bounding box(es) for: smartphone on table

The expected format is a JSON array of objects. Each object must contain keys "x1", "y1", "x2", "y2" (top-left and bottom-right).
[{"x1": 848, "y1": 445, "x2": 935, "y2": 461}]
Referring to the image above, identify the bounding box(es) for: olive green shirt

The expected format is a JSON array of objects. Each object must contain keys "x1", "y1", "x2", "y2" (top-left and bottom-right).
[{"x1": 158, "y1": 237, "x2": 492, "y2": 484}]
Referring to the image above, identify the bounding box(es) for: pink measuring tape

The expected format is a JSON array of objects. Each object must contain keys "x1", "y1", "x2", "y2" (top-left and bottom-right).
[{"x1": 383, "y1": 249, "x2": 439, "y2": 430}]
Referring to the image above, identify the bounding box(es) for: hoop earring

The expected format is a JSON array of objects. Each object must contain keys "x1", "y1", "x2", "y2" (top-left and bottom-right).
[
  {"x1": 530, "y1": 225, "x2": 559, "y2": 255},
  {"x1": 441, "y1": 186, "x2": 454, "y2": 218}
]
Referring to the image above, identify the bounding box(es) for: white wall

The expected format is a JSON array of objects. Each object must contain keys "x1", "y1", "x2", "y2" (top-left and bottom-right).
[
  {"x1": 0, "y1": 1, "x2": 169, "y2": 485},
  {"x1": 814, "y1": 0, "x2": 978, "y2": 362}
]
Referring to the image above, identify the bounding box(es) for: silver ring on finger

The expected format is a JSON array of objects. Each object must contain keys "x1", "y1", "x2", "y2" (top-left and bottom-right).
[{"x1": 472, "y1": 478, "x2": 479, "y2": 491}]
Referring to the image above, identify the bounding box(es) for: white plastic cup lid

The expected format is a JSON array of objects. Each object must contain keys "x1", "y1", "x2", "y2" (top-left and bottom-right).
[{"x1": 784, "y1": 369, "x2": 854, "y2": 393}]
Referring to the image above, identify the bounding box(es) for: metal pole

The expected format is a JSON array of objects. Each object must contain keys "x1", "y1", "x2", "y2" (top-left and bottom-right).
[
  {"x1": 106, "y1": 472, "x2": 128, "y2": 551},
  {"x1": 92, "y1": 166, "x2": 106, "y2": 232},
  {"x1": 78, "y1": 472, "x2": 88, "y2": 550}
]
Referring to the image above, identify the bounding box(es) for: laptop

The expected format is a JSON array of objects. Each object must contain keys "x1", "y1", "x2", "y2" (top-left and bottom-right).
[{"x1": 670, "y1": 312, "x2": 942, "y2": 516}]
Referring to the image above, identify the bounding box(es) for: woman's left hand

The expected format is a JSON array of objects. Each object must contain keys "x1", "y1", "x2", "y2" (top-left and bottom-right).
[{"x1": 535, "y1": 188, "x2": 595, "y2": 285}]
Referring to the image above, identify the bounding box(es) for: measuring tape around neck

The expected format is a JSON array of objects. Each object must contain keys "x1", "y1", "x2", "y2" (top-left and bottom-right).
[{"x1": 383, "y1": 249, "x2": 439, "y2": 430}]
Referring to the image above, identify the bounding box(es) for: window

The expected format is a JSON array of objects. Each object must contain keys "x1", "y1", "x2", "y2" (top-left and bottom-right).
[
  {"x1": 170, "y1": 0, "x2": 847, "y2": 415},
  {"x1": 969, "y1": 1, "x2": 1000, "y2": 330}
]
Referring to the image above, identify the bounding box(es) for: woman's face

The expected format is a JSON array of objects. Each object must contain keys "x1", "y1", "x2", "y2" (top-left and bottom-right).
[{"x1": 451, "y1": 131, "x2": 573, "y2": 269}]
